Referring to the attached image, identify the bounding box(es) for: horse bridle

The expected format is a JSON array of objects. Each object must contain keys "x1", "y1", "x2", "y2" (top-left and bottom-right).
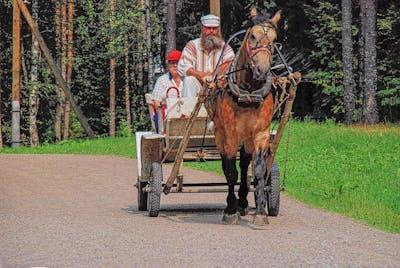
[{"x1": 245, "y1": 23, "x2": 276, "y2": 66}]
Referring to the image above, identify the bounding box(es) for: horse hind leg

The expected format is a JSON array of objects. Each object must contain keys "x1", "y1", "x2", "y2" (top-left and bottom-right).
[
  {"x1": 238, "y1": 146, "x2": 252, "y2": 216},
  {"x1": 254, "y1": 151, "x2": 269, "y2": 225},
  {"x1": 221, "y1": 154, "x2": 240, "y2": 224}
]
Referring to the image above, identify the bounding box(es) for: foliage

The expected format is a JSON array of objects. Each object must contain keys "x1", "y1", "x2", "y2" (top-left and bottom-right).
[
  {"x1": 117, "y1": 118, "x2": 132, "y2": 137},
  {"x1": 376, "y1": 2, "x2": 400, "y2": 121},
  {"x1": 304, "y1": 1, "x2": 345, "y2": 119}
]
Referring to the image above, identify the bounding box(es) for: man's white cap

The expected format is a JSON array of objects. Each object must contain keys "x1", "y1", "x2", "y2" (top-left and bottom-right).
[{"x1": 201, "y1": 14, "x2": 220, "y2": 27}]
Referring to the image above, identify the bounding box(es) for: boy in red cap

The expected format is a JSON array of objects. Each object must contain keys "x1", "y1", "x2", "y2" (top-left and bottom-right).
[{"x1": 151, "y1": 50, "x2": 182, "y2": 109}]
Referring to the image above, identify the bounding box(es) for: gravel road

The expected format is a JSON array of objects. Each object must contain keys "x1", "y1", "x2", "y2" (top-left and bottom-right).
[{"x1": 1, "y1": 154, "x2": 399, "y2": 267}]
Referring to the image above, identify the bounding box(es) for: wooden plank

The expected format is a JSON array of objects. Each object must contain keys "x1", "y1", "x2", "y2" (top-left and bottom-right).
[{"x1": 166, "y1": 117, "x2": 213, "y2": 137}]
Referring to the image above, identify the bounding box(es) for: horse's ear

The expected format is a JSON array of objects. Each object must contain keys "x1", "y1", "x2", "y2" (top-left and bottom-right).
[
  {"x1": 250, "y1": 7, "x2": 258, "y2": 18},
  {"x1": 270, "y1": 10, "x2": 281, "y2": 26}
]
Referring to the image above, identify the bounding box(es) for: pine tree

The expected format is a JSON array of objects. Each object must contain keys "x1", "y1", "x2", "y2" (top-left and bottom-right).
[
  {"x1": 361, "y1": 0, "x2": 378, "y2": 124},
  {"x1": 109, "y1": 0, "x2": 116, "y2": 137},
  {"x1": 63, "y1": 0, "x2": 74, "y2": 140},
  {"x1": 342, "y1": 0, "x2": 355, "y2": 125}
]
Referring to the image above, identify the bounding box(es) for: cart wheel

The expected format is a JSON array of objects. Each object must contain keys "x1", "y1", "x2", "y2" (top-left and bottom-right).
[
  {"x1": 137, "y1": 181, "x2": 148, "y2": 211},
  {"x1": 266, "y1": 161, "x2": 280, "y2": 216},
  {"x1": 147, "y1": 162, "x2": 162, "y2": 217}
]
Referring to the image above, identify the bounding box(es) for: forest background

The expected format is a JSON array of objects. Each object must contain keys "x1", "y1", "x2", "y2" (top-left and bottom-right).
[{"x1": 0, "y1": 0, "x2": 399, "y2": 147}]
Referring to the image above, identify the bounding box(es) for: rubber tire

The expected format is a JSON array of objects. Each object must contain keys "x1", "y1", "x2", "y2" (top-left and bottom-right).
[
  {"x1": 137, "y1": 181, "x2": 148, "y2": 211},
  {"x1": 147, "y1": 162, "x2": 162, "y2": 217},
  {"x1": 266, "y1": 161, "x2": 280, "y2": 216}
]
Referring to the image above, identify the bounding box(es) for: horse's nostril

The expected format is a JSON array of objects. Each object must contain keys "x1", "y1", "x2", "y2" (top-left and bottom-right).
[{"x1": 254, "y1": 66, "x2": 264, "y2": 79}]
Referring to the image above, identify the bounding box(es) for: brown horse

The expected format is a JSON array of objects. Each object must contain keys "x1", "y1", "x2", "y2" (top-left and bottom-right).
[{"x1": 208, "y1": 10, "x2": 282, "y2": 225}]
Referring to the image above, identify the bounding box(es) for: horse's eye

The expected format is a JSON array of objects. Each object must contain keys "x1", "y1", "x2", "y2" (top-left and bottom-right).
[{"x1": 248, "y1": 33, "x2": 255, "y2": 41}]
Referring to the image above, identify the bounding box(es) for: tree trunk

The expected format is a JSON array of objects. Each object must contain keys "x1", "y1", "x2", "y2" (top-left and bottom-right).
[
  {"x1": 63, "y1": 0, "x2": 74, "y2": 140},
  {"x1": 21, "y1": 41, "x2": 29, "y2": 83},
  {"x1": 29, "y1": 0, "x2": 40, "y2": 147},
  {"x1": 54, "y1": 0, "x2": 66, "y2": 142},
  {"x1": 166, "y1": 0, "x2": 176, "y2": 56},
  {"x1": 146, "y1": 0, "x2": 154, "y2": 90},
  {"x1": 109, "y1": 0, "x2": 116, "y2": 137},
  {"x1": 137, "y1": 0, "x2": 145, "y2": 93},
  {"x1": 0, "y1": 49, "x2": 3, "y2": 149},
  {"x1": 134, "y1": 0, "x2": 145, "y2": 125},
  {"x1": 12, "y1": 1, "x2": 21, "y2": 148},
  {"x1": 358, "y1": 0, "x2": 366, "y2": 104},
  {"x1": 124, "y1": 34, "x2": 131, "y2": 129},
  {"x1": 312, "y1": 87, "x2": 322, "y2": 120},
  {"x1": 341, "y1": 0, "x2": 355, "y2": 125},
  {"x1": 362, "y1": 0, "x2": 378, "y2": 124}
]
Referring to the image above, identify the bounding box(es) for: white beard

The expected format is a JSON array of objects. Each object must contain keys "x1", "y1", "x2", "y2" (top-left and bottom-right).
[{"x1": 202, "y1": 35, "x2": 223, "y2": 51}]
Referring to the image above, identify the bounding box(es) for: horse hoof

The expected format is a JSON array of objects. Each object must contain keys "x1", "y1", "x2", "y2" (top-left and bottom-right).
[
  {"x1": 222, "y1": 212, "x2": 241, "y2": 225},
  {"x1": 238, "y1": 206, "x2": 250, "y2": 216},
  {"x1": 253, "y1": 215, "x2": 269, "y2": 225}
]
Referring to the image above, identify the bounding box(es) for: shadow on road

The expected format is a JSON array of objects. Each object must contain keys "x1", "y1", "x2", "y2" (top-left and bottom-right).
[{"x1": 123, "y1": 204, "x2": 270, "y2": 229}]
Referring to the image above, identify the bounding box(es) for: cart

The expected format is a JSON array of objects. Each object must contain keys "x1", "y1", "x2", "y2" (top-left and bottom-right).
[{"x1": 135, "y1": 69, "x2": 299, "y2": 217}]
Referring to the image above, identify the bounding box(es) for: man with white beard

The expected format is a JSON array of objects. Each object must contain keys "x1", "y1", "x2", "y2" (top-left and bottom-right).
[{"x1": 178, "y1": 14, "x2": 235, "y2": 97}]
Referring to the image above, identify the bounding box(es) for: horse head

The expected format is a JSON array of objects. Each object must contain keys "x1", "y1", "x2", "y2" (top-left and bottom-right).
[{"x1": 244, "y1": 9, "x2": 281, "y2": 80}]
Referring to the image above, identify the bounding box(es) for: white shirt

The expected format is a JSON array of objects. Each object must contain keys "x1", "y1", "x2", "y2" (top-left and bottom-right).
[
  {"x1": 151, "y1": 72, "x2": 182, "y2": 101},
  {"x1": 178, "y1": 38, "x2": 235, "y2": 77}
]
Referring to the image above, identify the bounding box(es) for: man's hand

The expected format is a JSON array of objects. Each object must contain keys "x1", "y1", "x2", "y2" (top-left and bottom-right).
[
  {"x1": 187, "y1": 68, "x2": 211, "y2": 83},
  {"x1": 218, "y1": 61, "x2": 232, "y2": 75},
  {"x1": 217, "y1": 75, "x2": 227, "y2": 88}
]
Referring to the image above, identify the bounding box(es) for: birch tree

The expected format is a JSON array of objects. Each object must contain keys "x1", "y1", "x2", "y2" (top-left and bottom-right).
[
  {"x1": 124, "y1": 33, "x2": 131, "y2": 129},
  {"x1": 146, "y1": 0, "x2": 154, "y2": 90},
  {"x1": 29, "y1": 0, "x2": 40, "y2": 146}
]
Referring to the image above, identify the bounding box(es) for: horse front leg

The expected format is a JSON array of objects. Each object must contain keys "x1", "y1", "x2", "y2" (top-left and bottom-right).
[
  {"x1": 238, "y1": 146, "x2": 252, "y2": 216},
  {"x1": 221, "y1": 154, "x2": 240, "y2": 224},
  {"x1": 254, "y1": 151, "x2": 268, "y2": 225}
]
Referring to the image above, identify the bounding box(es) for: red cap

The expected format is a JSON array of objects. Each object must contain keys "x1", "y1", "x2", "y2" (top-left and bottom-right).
[{"x1": 167, "y1": 50, "x2": 182, "y2": 61}]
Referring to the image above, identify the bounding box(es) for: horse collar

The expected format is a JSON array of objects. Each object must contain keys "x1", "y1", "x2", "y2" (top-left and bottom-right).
[{"x1": 227, "y1": 71, "x2": 273, "y2": 104}]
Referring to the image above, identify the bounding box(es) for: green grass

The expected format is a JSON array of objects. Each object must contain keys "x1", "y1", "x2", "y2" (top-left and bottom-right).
[
  {"x1": 0, "y1": 137, "x2": 136, "y2": 158},
  {"x1": 282, "y1": 120, "x2": 400, "y2": 233},
  {"x1": 1, "y1": 121, "x2": 399, "y2": 233}
]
